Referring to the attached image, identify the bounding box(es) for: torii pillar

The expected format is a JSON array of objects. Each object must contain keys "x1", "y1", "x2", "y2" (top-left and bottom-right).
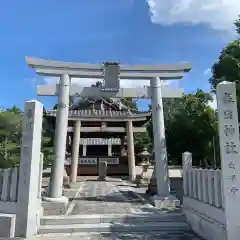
[{"x1": 150, "y1": 77, "x2": 169, "y2": 196}]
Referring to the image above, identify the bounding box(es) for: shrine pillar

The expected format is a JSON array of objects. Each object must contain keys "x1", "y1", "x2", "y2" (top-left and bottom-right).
[
  {"x1": 70, "y1": 120, "x2": 81, "y2": 183},
  {"x1": 108, "y1": 139, "x2": 112, "y2": 156},
  {"x1": 46, "y1": 74, "x2": 70, "y2": 203},
  {"x1": 120, "y1": 136, "x2": 125, "y2": 156},
  {"x1": 126, "y1": 120, "x2": 136, "y2": 181},
  {"x1": 83, "y1": 139, "x2": 87, "y2": 156}
]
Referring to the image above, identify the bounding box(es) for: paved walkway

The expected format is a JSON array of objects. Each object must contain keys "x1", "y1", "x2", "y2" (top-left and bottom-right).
[
  {"x1": 65, "y1": 179, "x2": 150, "y2": 216},
  {"x1": 40, "y1": 178, "x2": 202, "y2": 240}
]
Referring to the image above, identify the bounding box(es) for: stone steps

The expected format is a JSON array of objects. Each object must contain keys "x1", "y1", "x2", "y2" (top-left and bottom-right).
[
  {"x1": 38, "y1": 213, "x2": 190, "y2": 235},
  {"x1": 36, "y1": 231, "x2": 201, "y2": 240},
  {"x1": 39, "y1": 222, "x2": 190, "y2": 234},
  {"x1": 40, "y1": 213, "x2": 185, "y2": 225}
]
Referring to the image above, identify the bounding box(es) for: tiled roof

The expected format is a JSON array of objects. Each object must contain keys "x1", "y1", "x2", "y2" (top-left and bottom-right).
[{"x1": 47, "y1": 109, "x2": 150, "y2": 118}]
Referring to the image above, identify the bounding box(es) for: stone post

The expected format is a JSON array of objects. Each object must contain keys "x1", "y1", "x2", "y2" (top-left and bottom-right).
[
  {"x1": 70, "y1": 120, "x2": 81, "y2": 183},
  {"x1": 182, "y1": 152, "x2": 192, "y2": 196},
  {"x1": 217, "y1": 81, "x2": 240, "y2": 239},
  {"x1": 15, "y1": 100, "x2": 43, "y2": 238},
  {"x1": 126, "y1": 120, "x2": 136, "y2": 181},
  {"x1": 46, "y1": 74, "x2": 70, "y2": 204},
  {"x1": 98, "y1": 161, "x2": 108, "y2": 181}
]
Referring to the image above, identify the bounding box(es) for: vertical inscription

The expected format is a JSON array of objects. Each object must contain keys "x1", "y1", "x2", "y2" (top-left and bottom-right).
[
  {"x1": 16, "y1": 100, "x2": 43, "y2": 238},
  {"x1": 217, "y1": 81, "x2": 240, "y2": 239},
  {"x1": 220, "y1": 92, "x2": 239, "y2": 195}
]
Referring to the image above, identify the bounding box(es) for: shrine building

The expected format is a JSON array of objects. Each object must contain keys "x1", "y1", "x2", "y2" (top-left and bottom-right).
[{"x1": 46, "y1": 97, "x2": 151, "y2": 177}]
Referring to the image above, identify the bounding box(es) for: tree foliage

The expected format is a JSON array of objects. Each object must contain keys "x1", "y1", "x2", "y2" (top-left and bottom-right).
[
  {"x1": 209, "y1": 17, "x2": 240, "y2": 99},
  {"x1": 0, "y1": 107, "x2": 22, "y2": 168},
  {"x1": 41, "y1": 114, "x2": 55, "y2": 168},
  {"x1": 235, "y1": 15, "x2": 240, "y2": 35},
  {"x1": 0, "y1": 107, "x2": 55, "y2": 169}
]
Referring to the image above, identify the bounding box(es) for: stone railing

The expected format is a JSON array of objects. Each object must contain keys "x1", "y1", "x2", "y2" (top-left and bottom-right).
[
  {"x1": 0, "y1": 167, "x2": 19, "y2": 213},
  {"x1": 182, "y1": 152, "x2": 226, "y2": 240},
  {"x1": 183, "y1": 165, "x2": 224, "y2": 209},
  {"x1": 0, "y1": 152, "x2": 43, "y2": 238},
  {"x1": 0, "y1": 153, "x2": 43, "y2": 214}
]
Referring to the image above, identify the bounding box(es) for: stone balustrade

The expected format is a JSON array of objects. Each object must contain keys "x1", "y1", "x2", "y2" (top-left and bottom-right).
[
  {"x1": 0, "y1": 168, "x2": 19, "y2": 211},
  {"x1": 184, "y1": 166, "x2": 224, "y2": 209},
  {"x1": 182, "y1": 152, "x2": 226, "y2": 240}
]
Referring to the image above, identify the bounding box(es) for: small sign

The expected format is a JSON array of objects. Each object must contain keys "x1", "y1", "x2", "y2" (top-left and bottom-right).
[
  {"x1": 99, "y1": 158, "x2": 119, "y2": 165},
  {"x1": 80, "y1": 138, "x2": 121, "y2": 145},
  {"x1": 79, "y1": 158, "x2": 97, "y2": 165}
]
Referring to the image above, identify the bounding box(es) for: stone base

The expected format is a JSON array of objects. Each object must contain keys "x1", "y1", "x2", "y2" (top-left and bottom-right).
[
  {"x1": 152, "y1": 194, "x2": 180, "y2": 211},
  {"x1": 97, "y1": 177, "x2": 107, "y2": 181},
  {"x1": 146, "y1": 177, "x2": 157, "y2": 195},
  {"x1": 42, "y1": 196, "x2": 69, "y2": 206}
]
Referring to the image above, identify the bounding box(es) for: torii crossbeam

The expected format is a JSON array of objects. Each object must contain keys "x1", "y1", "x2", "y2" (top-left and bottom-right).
[{"x1": 26, "y1": 57, "x2": 192, "y2": 209}]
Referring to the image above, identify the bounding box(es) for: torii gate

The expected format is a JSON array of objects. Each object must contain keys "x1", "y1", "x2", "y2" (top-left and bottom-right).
[{"x1": 26, "y1": 57, "x2": 191, "y2": 208}]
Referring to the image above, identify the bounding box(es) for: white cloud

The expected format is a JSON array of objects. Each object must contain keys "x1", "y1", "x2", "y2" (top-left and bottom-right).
[
  {"x1": 43, "y1": 77, "x2": 177, "y2": 88},
  {"x1": 209, "y1": 94, "x2": 217, "y2": 109},
  {"x1": 204, "y1": 68, "x2": 211, "y2": 75},
  {"x1": 147, "y1": 0, "x2": 240, "y2": 30}
]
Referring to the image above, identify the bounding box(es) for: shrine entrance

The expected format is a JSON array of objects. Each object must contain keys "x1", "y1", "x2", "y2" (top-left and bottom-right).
[{"x1": 26, "y1": 57, "x2": 191, "y2": 205}]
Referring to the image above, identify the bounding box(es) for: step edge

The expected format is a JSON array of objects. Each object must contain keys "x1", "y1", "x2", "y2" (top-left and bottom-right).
[
  {"x1": 40, "y1": 217, "x2": 186, "y2": 224},
  {"x1": 41, "y1": 213, "x2": 185, "y2": 220},
  {"x1": 37, "y1": 230, "x2": 191, "y2": 238},
  {"x1": 39, "y1": 222, "x2": 189, "y2": 229}
]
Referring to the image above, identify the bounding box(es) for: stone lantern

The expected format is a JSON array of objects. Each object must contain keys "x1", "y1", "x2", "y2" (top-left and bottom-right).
[{"x1": 136, "y1": 147, "x2": 151, "y2": 187}]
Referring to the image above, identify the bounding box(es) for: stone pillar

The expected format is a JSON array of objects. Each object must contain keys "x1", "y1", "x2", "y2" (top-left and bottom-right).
[
  {"x1": 126, "y1": 121, "x2": 136, "y2": 181},
  {"x1": 120, "y1": 136, "x2": 125, "y2": 156},
  {"x1": 47, "y1": 74, "x2": 70, "y2": 203},
  {"x1": 70, "y1": 120, "x2": 81, "y2": 183},
  {"x1": 108, "y1": 138, "x2": 112, "y2": 156},
  {"x1": 15, "y1": 101, "x2": 43, "y2": 238},
  {"x1": 150, "y1": 77, "x2": 170, "y2": 197},
  {"x1": 217, "y1": 81, "x2": 240, "y2": 239}
]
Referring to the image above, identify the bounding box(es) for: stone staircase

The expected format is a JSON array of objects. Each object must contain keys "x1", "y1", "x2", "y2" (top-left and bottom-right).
[
  {"x1": 37, "y1": 180, "x2": 201, "y2": 239},
  {"x1": 38, "y1": 212, "x2": 190, "y2": 238}
]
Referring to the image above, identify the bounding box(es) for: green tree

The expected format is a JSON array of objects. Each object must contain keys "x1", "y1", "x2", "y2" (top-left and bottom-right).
[
  {"x1": 41, "y1": 114, "x2": 56, "y2": 169},
  {"x1": 235, "y1": 15, "x2": 240, "y2": 35},
  {"x1": 0, "y1": 106, "x2": 56, "y2": 169},
  {"x1": 209, "y1": 17, "x2": 240, "y2": 97},
  {"x1": 0, "y1": 107, "x2": 22, "y2": 168}
]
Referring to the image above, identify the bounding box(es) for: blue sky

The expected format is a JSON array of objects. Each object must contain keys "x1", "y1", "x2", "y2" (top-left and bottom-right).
[{"x1": 0, "y1": 0, "x2": 239, "y2": 111}]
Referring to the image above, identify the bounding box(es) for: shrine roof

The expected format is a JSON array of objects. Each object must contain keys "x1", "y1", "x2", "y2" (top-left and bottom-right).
[
  {"x1": 46, "y1": 109, "x2": 150, "y2": 121},
  {"x1": 72, "y1": 97, "x2": 131, "y2": 112}
]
